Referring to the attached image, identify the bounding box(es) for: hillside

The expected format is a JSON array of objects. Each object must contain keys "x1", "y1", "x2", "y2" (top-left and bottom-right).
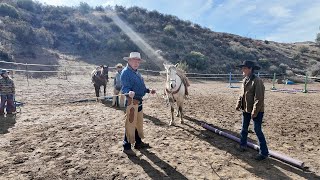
[{"x1": 0, "y1": 0, "x2": 320, "y2": 75}]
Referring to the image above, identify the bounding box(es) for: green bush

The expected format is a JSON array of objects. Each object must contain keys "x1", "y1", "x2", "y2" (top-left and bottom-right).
[
  {"x1": 163, "y1": 25, "x2": 176, "y2": 36},
  {"x1": 0, "y1": 3, "x2": 20, "y2": 18},
  {"x1": 77, "y1": 30, "x2": 99, "y2": 51},
  {"x1": 298, "y1": 45, "x2": 309, "y2": 54},
  {"x1": 293, "y1": 53, "x2": 301, "y2": 60},
  {"x1": 43, "y1": 21, "x2": 65, "y2": 32},
  {"x1": 17, "y1": 0, "x2": 35, "y2": 12},
  {"x1": 106, "y1": 38, "x2": 122, "y2": 50},
  {"x1": 185, "y1": 51, "x2": 208, "y2": 70},
  {"x1": 0, "y1": 49, "x2": 12, "y2": 61},
  {"x1": 161, "y1": 36, "x2": 177, "y2": 48},
  {"x1": 11, "y1": 23, "x2": 36, "y2": 44},
  {"x1": 76, "y1": 19, "x2": 97, "y2": 32},
  {"x1": 316, "y1": 33, "x2": 320, "y2": 45},
  {"x1": 101, "y1": 15, "x2": 112, "y2": 23},
  {"x1": 258, "y1": 58, "x2": 270, "y2": 68},
  {"x1": 279, "y1": 63, "x2": 289, "y2": 72},
  {"x1": 109, "y1": 22, "x2": 121, "y2": 33},
  {"x1": 95, "y1": 6, "x2": 104, "y2": 11},
  {"x1": 269, "y1": 65, "x2": 281, "y2": 73},
  {"x1": 79, "y1": 2, "x2": 91, "y2": 14},
  {"x1": 34, "y1": 27, "x2": 54, "y2": 47},
  {"x1": 309, "y1": 62, "x2": 320, "y2": 76}
]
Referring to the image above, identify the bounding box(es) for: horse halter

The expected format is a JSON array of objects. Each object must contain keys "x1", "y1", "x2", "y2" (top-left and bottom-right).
[{"x1": 166, "y1": 68, "x2": 182, "y2": 94}]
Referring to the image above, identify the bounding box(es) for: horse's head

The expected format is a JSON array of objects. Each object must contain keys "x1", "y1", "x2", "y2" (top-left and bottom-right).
[
  {"x1": 164, "y1": 63, "x2": 178, "y2": 89},
  {"x1": 100, "y1": 65, "x2": 109, "y2": 79}
]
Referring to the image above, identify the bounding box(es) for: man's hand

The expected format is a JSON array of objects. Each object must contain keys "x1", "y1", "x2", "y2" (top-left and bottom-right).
[
  {"x1": 236, "y1": 107, "x2": 240, "y2": 111},
  {"x1": 251, "y1": 114, "x2": 257, "y2": 120},
  {"x1": 128, "y1": 91, "x2": 135, "y2": 98},
  {"x1": 150, "y1": 89, "x2": 156, "y2": 94}
]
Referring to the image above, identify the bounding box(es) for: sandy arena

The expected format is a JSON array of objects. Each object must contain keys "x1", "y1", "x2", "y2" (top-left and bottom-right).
[{"x1": 0, "y1": 71, "x2": 319, "y2": 179}]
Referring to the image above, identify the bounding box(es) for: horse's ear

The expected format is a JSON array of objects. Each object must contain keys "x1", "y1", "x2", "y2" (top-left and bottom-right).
[{"x1": 163, "y1": 63, "x2": 168, "y2": 70}]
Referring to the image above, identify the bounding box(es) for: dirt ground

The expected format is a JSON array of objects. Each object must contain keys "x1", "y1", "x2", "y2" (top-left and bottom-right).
[{"x1": 0, "y1": 71, "x2": 320, "y2": 180}]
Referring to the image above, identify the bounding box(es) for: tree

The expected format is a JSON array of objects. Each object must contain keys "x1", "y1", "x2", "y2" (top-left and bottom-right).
[
  {"x1": 163, "y1": 25, "x2": 176, "y2": 36},
  {"x1": 316, "y1": 33, "x2": 320, "y2": 45},
  {"x1": 0, "y1": 3, "x2": 19, "y2": 18},
  {"x1": 185, "y1": 51, "x2": 208, "y2": 70},
  {"x1": 298, "y1": 45, "x2": 309, "y2": 54},
  {"x1": 17, "y1": 0, "x2": 35, "y2": 12},
  {"x1": 79, "y1": 2, "x2": 91, "y2": 14}
]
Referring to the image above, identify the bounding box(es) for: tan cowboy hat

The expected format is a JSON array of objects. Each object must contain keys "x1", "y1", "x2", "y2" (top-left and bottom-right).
[
  {"x1": 115, "y1": 63, "x2": 123, "y2": 68},
  {"x1": 123, "y1": 52, "x2": 145, "y2": 62}
]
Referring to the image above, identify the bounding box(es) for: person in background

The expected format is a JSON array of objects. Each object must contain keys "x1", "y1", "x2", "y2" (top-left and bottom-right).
[
  {"x1": 112, "y1": 63, "x2": 124, "y2": 107},
  {"x1": 0, "y1": 69, "x2": 16, "y2": 115},
  {"x1": 235, "y1": 60, "x2": 269, "y2": 161}
]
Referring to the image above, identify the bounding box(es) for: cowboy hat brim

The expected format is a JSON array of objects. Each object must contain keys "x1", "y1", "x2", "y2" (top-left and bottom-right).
[
  {"x1": 236, "y1": 64, "x2": 260, "y2": 70},
  {"x1": 123, "y1": 57, "x2": 145, "y2": 62}
]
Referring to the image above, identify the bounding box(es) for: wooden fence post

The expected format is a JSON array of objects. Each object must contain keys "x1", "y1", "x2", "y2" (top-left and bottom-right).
[
  {"x1": 65, "y1": 67, "x2": 68, "y2": 80},
  {"x1": 26, "y1": 63, "x2": 29, "y2": 86}
]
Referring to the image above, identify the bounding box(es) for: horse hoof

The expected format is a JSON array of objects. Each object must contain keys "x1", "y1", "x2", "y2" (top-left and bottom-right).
[{"x1": 176, "y1": 114, "x2": 179, "y2": 117}]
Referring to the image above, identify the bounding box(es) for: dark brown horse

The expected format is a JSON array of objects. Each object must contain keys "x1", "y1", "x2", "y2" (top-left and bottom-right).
[{"x1": 91, "y1": 65, "x2": 109, "y2": 98}]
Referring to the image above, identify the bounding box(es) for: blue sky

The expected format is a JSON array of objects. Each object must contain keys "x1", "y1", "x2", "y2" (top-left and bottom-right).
[{"x1": 36, "y1": 0, "x2": 320, "y2": 43}]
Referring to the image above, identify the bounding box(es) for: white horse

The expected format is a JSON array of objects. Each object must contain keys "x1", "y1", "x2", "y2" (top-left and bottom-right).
[{"x1": 164, "y1": 63, "x2": 186, "y2": 126}]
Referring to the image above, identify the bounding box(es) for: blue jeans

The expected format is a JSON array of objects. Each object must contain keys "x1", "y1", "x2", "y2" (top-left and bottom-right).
[
  {"x1": 123, "y1": 102, "x2": 143, "y2": 150},
  {"x1": 240, "y1": 112, "x2": 269, "y2": 156},
  {"x1": 123, "y1": 129, "x2": 142, "y2": 150}
]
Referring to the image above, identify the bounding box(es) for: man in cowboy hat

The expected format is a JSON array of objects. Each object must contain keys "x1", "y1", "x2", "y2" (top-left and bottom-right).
[
  {"x1": 112, "y1": 63, "x2": 124, "y2": 107},
  {"x1": 0, "y1": 69, "x2": 16, "y2": 115},
  {"x1": 235, "y1": 60, "x2": 269, "y2": 161},
  {"x1": 121, "y1": 52, "x2": 156, "y2": 154}
]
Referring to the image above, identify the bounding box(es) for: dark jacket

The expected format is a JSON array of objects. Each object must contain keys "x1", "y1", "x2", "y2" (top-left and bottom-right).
[{"x1": 236, "y1": 74, "x2": 265, "y2": 118}]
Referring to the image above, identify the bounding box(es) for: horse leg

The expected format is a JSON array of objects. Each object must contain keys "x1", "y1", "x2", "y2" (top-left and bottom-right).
[
  {"x1": 176, "y1": 108, "x2": 180, "y2": 117},
  {"x1": 94, "y1": 84, "x2": 100, "y2": 98},
  {"x1": 169, "y1": 105, "x2": 174, "y2": 126},
  {"x1": 103, "y1": 84, "x2": 106, "y2": 96},
  {"x1": 179, "y1": 106, "x2": 184, "y2": 124}
]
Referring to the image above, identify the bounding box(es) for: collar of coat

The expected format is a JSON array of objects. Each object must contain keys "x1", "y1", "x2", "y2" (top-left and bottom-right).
[{"x1": 244, "y1": 74, "x2": 256, "y2": 86}]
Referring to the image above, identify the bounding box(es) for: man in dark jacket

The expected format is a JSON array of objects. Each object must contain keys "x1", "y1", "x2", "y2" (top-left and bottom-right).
[{"x1": 235, "y1": 61, "x2": 269, "y2": 161}]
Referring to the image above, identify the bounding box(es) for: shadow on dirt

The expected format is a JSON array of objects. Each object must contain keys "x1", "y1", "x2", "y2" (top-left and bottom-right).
[
  {"x1": 0, "y1": 115, "x2": 16, "y2": 134},
  {"x1": 180, "y1": 115, "x2": 320, "y2": 180},
  {"x1": 126, "y1": 149, "x2": 188, "y2": 179}
]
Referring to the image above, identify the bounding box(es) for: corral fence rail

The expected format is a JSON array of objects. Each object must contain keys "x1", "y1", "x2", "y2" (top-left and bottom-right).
[{"x1": 1, "y1": 60, "x2": 315, "y2": 83}]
